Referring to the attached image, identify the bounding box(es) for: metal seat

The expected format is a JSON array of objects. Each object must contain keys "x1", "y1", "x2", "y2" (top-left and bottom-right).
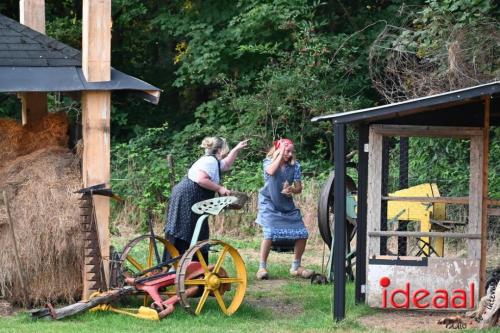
[{"x1": 191, "y1": 196, "x2": 238, "y2": 216}]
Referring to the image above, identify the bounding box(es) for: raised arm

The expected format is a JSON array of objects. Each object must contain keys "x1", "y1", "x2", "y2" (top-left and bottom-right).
[
  {"x1": 265, "y1": 143, "x2": 286, "y2": 176},
  {"x1": 221, "y1": 139, "x2": 249, "y2": 171}
]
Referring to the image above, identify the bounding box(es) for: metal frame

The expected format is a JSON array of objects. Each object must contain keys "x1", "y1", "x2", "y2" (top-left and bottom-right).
[{"x1": 332, "y1": 123, "x2": 346, "y2": 320}]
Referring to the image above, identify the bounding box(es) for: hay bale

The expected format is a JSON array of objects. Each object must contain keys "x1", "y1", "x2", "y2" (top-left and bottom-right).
[
  {"x1": 0, "y1": 112, "x2": 69, "y2": 168},
  {"x1": 0, "y1": 114, "x2": 83, "y2": 305}
]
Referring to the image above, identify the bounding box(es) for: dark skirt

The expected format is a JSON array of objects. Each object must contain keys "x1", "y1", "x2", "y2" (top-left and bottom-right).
[{"x1": 164, "y1": 177, "x2": 215, "y2": 245}]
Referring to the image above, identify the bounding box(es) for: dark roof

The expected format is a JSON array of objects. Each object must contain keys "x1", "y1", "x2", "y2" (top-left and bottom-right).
[
  {"x1": 0, "y1": 14, "x2": 160, "y2": 104},
  {"x1": 311, "y1": 81, "x2": 500, "y2": 127}
]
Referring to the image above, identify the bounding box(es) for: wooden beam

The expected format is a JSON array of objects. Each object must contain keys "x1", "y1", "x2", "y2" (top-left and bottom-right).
[
  {"x1": 20, "y1": 92, "x2": 48, "y2": 128},
  {"x1": 81, "y1": 0, "x2": 112, "y2": 298},
  {"x1": 19, "y1": 1, "x2": 47, "y2": 128},
  {"x1": 468, "y1": 135, "x2": 483, "y2": 261},
  {"x1": 371, "y1": 124, "x2": 483, "y2": 138},
  {"x1": 489, "y1": 199, "x2": 500, "y2": 206},
  {"x1": 20, "y1": 0, "x2": 45, "y2": 33},
  {"x1": 367, "y1": 126, "x2": 383, "y2": 258},
  {"x1": 368, "y1": 231, "x2": 481, "y2": 239},
  {"x1": 480, "y1": 96, "x2": 490, "y2": 297},
  {"x1": 377, "y1": 196, "x2": 498, "y2": 206},
  {"x1": 382, "y1": 196, "x2": 469, "y2": 204},
  {"x1": 488, "y1": 208, "x2": 500, "y2": 216},
  {"x1": 82, "y1": 0, "x2": 111, "y2": 82},
  {"x1": 81, "y1": 91, "x2": 111, "y2": 297}
]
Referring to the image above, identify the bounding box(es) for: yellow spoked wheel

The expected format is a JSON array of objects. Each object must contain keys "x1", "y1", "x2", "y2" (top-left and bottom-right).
[
  {"x1": 120, "y1": 235, "x2": 180, "y2": 302},
  {"x1": 175, "y1": 239, "x2": 247, "y2": 316}
]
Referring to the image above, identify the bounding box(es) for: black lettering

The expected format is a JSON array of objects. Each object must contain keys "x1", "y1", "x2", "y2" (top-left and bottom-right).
[{"x1": 445, "y1": 322, "x2": 467, "y2": 330}]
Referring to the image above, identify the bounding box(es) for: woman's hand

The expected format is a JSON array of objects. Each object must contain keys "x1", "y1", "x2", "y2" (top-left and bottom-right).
[
  {"x1": 281, "y1": 180, "x2": 302, "y2": 197},
  {"x1": 281, "y1": 182, "x2": 293, "y2": 197},
  {"x1": 217, "y1": 186, "x2": 231, "y2": 196},
  {"x1": 234, "y1": 139, "x2": 249, "y2": 151},
  {"x1": 220, "y1": 139, "x2": 249, "y2": 171}
]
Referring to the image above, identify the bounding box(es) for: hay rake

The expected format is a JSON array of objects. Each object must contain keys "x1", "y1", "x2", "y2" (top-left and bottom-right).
[{"x1": 31, "y1": 192, "x2": 247, "y2": 321}]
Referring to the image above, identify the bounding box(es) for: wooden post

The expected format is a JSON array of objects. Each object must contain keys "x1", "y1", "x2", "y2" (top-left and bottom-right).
[
  {"x1": 82, "y1": 0, "x2": 111, "y2": 82},
  {"x1": 468, "y1": 134, "x2": 483, "y2": 262},
  {"x1": 480, "y1": 96, "x2": 490, "y2": 297},
  {"x1": 367, "y1": 126, "x2": 383, "y2": 258},
  {"x1": 19, "y1": 0, "x2": 48, "y2": 128},
  {"x1": 167, "y1": 154, "x2": 176, "y2": 190},
  {"x1": 81, "y1": 0, "x2": 112, "y2": 298}
]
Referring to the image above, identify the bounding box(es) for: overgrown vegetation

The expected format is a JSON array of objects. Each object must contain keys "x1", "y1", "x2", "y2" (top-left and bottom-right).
[{"x1": 0, "y1": 1, "x2": 498, "y2": 227}]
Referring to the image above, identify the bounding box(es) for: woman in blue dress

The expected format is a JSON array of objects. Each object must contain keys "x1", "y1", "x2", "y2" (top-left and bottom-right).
[{"x1": 256, "y1": 138, "x2": 314, "y2": 280}]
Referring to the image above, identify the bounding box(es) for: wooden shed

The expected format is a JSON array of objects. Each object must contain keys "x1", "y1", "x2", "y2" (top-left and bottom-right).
[
  {"x1": 0, "y1": 1, "x2": 160, "y2": 300},
  {"x1": 312, "y1": 81, "x2": 499, "y2": 320}
]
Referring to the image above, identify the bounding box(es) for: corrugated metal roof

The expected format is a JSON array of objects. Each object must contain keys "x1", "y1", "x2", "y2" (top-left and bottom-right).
[
  {"x1": 0, "y1": 14, "x2": 160, "y2": 104},
  {"x1": 311, "y1": 81, "x2": 500, "y2": 124}
]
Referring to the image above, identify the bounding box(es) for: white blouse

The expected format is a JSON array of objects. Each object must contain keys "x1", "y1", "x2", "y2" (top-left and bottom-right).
[{"x1": 188, "y1": 155, "x2": 226, "y2": 184}]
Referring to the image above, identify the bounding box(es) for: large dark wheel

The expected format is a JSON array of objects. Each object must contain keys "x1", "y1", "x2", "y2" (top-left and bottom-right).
[
  {"x1": 318, "y1": 171, "x2": 357, "y2": 249},
  {"x1": 318, "y1": 171, "x2": 357, "y2": 281}
]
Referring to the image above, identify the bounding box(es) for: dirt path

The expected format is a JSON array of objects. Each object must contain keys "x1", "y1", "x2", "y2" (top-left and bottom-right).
[
  {"x1": 246, "y1": 279, "x2": 305, "y2": 318},
  {"x1": 358, "y1": 310, "x2": 480, "y2": 332}
]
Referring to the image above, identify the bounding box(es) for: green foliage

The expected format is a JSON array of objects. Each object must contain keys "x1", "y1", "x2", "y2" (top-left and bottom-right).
[
  {"x1": 111, "y1": 123, "x2": 174, "y2": 225},
  {"x1": 2, "y1": 0, "x2": 497, "y2": 225},
  {"x1": 0, "y1": 95, "x2": 21, "y2": 119},
  {"x1": 96, "y1": 1, "x2": 437, "y2": 217},
  {"x1": 413, "y1": 0, "x2": 499, "y2": 57},
  {"x1": 386, "y1": 133, "x2": 500, "y2": 200},
  {"x1": 408, "y1": 137, "x2": 471, "y2": 197},
  {"x1": 488, "y1": 127, "x2": 500, "y2": 198},
  {"x1": 154, "y1": 0, "x2": 315, "y2": 87},
  {"x1": 419, "y1": 0, "x2": 495, "y2": 26},
  {"x1": 46, "y1": 16, "x2": 81, "y2": 49}
]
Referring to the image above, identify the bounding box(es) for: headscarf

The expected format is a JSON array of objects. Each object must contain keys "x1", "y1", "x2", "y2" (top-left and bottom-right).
[{"x1": 273, "y1": 138, "x2": 294, "y2": 149}]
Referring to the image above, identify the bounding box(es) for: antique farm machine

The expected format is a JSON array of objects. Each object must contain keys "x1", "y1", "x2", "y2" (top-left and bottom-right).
[{"x1": 31, "y1": 185, "x2": 247, "y2": 320}]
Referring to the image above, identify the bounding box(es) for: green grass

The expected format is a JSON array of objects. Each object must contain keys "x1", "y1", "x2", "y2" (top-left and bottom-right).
[{"x1": 0, "y1": 260, "x2": 374, "y2": 333}]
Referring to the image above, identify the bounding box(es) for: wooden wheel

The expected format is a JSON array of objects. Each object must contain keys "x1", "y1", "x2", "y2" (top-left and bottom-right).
[{"x1": 175, "y1": 240, "x2": 247, "y2": 316}]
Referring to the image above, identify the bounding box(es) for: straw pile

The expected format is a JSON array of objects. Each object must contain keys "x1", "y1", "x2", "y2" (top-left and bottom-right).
[{"x1": 0, "y1": 112, "x2": 83, "y2": 305}]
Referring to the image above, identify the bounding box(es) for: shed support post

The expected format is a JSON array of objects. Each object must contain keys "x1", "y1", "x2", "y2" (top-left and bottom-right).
[
  {"x1": 480, "y1": 96, "x2": 490, "y2": 296},
  {"x1": 355, "y1": 124, "x2": 368, "y2": 304},
  {"x1": 333, "y1": 123, "x2": 346, "y2": 321},
  {"x1": 81, "y1": 0, "x2": 112, "y2": 298},
  {"x1": 19, "y1": 0, "x2": 47, "y2": 128},
  {"x1": 397, "y1": 137, "x2": 409, "y2": 255}
]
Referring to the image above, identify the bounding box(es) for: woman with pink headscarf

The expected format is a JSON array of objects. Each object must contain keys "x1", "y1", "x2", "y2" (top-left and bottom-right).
[{"x1": 255, "y1": 138, "x2": 314, "y2": 280}]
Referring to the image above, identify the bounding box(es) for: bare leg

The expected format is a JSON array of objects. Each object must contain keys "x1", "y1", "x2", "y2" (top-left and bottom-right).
[
  {"x1": 259, "y1": 239, "x2": 272, "y2": 264},
  {"x1": 293, "y1": 238, "x2": 307, "y2": 261}
]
